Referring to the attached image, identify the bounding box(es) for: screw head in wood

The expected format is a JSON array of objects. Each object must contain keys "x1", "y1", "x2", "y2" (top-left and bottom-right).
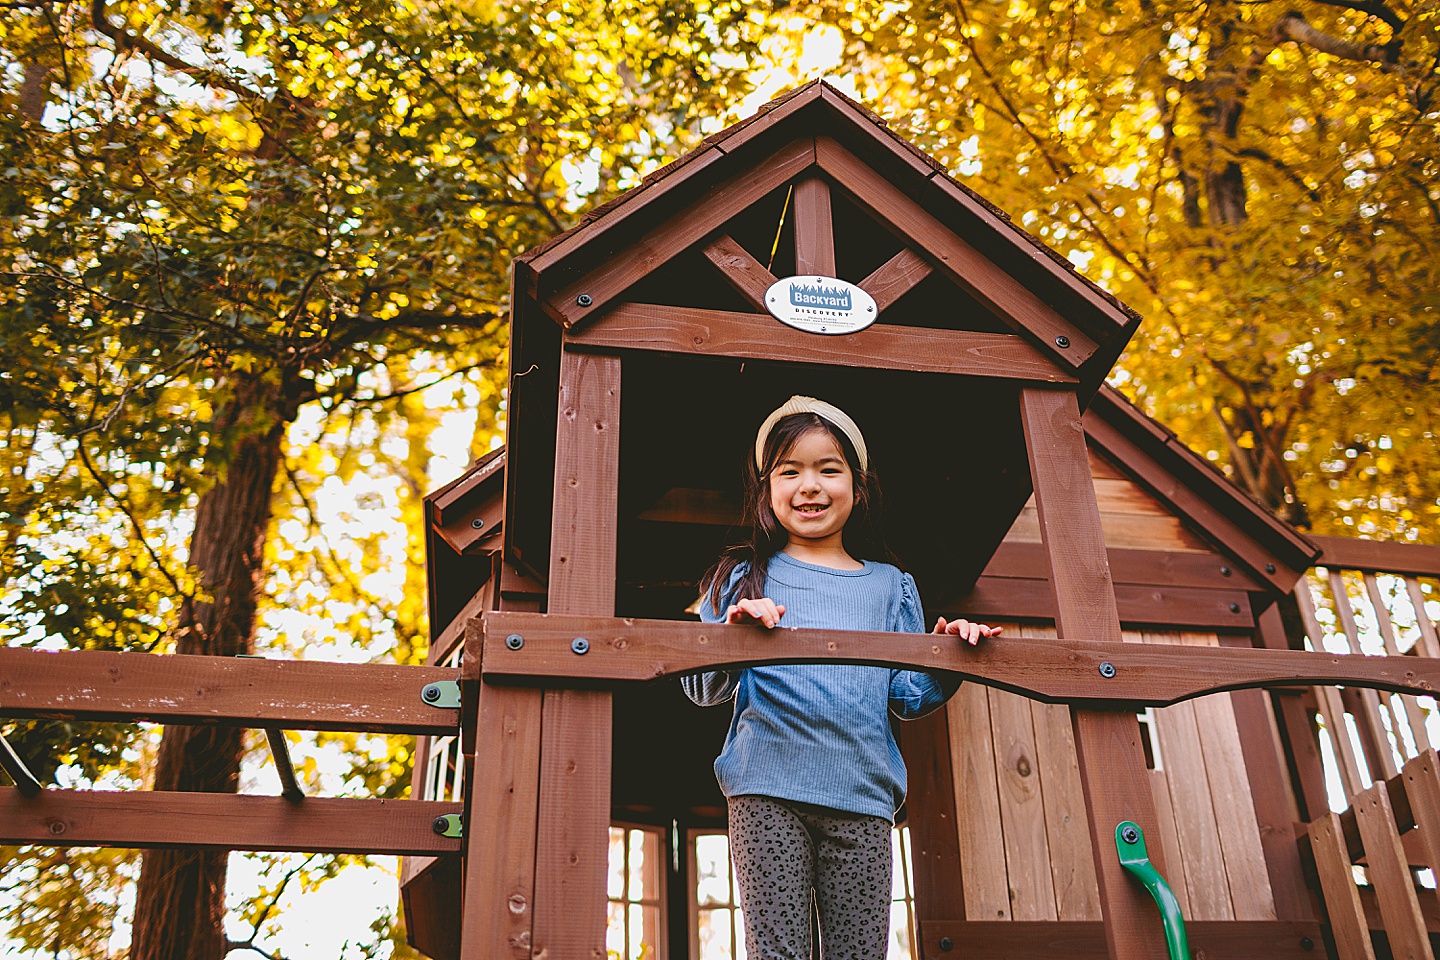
[
  {"x1": 939, "y1": 937, "x2": 954, "y2": 952},
  {"x1": 576, "y1": 294, "x2": 593, "y2": 307},
  {"x1": 1230, "y1": 603, "x2": 1241, "y2": 613},
  {"x1": 1055, "y1": 335, "x2": 1070, "y2": 348},
  {"x1": 571, "y1": 637, "x2": 590, "y2": 655},
  {"x1": 471, "y1": 518, "x2": 485, "y2": 529},
  {"x1": 1266, "y1": 563, "x2": 1276, "y2": 574},
  {"x1": 1220, "y1": 565, "x2": 1231, "y2": 576},
  {"x1": 1098, "y1": 661, "x2": 1116, "y2": 678},
  {"x1": 505, "y1": 634, "x2": 524, "y2": 651},
  {"x1": 1300, "y1": 937, "x2": 1314, "y2": 952}
]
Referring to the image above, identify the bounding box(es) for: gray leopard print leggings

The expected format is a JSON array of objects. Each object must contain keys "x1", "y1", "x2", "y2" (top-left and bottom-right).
[{"x1": 728, "y1": 795, "x2": 892, "y2": 960}]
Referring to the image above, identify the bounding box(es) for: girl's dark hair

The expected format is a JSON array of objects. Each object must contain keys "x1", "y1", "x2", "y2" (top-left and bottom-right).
[{"x1": 702, "y1": 412, "x2": 895, "y2": 614}]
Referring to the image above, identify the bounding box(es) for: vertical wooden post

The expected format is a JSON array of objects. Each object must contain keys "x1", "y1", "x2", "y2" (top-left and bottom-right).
[
  {"x1": 1018, "y1": 386, "x2": 1168, "y2": 960},
  {"x1": 896, "y1": 708, "x2": 967, "y2": 929},
  {"x1": 793, "y1": 176, "x2": 835, "y2": 277},
  {"x1": 531, "y1": 349, "x2": 621, "y2": 960}
]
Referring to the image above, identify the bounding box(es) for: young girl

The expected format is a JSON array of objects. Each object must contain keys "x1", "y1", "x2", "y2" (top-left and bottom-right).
[{"x1": 683, "y1": 395, "x2": 1001, "y2": 960}]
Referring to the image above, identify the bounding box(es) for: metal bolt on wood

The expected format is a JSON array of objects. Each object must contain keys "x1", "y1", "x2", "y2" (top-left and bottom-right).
[
  {"x1": 1099, "y1": 661, "x2": 1117, "y2": 678},
  {"x1": 505, "y1": 634, "x2": 524, "y2": 650},
  {"x1": 471, "y1": 518, "x2": 485, "y2": 529},
  {"x1": 576, "y1": 294, "x2": 593, "y2": 307},
  {"x1": 1055, "y1": 335, "x2": 1070, "y2": 348},
  {"x1": 571, "y1": 637, "x2": 590, "y2": 655}
]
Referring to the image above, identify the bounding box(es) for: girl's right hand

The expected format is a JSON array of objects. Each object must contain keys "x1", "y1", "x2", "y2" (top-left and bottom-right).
[{"x1": 725, "y1": 597, "x2": 786, "y2": 628}]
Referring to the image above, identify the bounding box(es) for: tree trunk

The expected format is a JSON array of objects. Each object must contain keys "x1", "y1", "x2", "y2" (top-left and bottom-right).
[{"x1": 129, "y1": 373, "x2": 295, "y2": 960}]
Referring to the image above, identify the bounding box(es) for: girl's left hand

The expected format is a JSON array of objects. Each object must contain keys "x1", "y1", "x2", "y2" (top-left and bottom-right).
[{"x1": 934, "y1": 617, "x2": 1003, "y2": 646}]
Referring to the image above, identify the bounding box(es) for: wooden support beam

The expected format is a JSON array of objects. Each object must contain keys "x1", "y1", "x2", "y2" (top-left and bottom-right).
[
  {"x1": 0, "y1": 648, "x2": 459, "y2": 735},
  {"x1": 1019, "y1": 386, "x2": 1167, "y2": 960},
  {"x1": 859, "y1": 247, "x2": 932, "y2": 313},
  {"x1": 0, "y1": 788, "x2": 463, "y2": 855},
  {"x1": 793, "y1": 176, "x2": 835, "y2": 276},
  {"x1": 815, "y1": 136, "x2": 1096, "y2": 366},
  {"x1": 548, "y1": 138, "x2": 816, "y2": 329},
  {"x1": 953, "y1": 576, "x2": 1254, "y2": 630},
  {"x1": 896, "y1": 708, "x2": 967, "y2": 924},
  {"x1": 1311, "y1": 535, "x2": 1440, "y2": 578},
  {"x1": 479, "y1": 616, "x2": 1440, "y2": 705},
  {"x1": 699, "y1": 234, "x2": 776, "y2": 311},
  {"x1": 983, "y1": 540, "x2": 1263, "y2": 591},
  {"x1": 920, "y1": 919, "x2": 1323, "y2": 959},
  {"x1": 530, "y1": 350, "x2": 621, "y2": 960},
  {"x1": 568, "y1": 302, "x2": 1074, "y2": 383}
]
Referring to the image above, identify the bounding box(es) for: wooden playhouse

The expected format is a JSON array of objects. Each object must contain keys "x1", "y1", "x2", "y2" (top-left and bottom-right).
[{"x1": 6, "y1": 81, "x2": 1440, "y2": 960}]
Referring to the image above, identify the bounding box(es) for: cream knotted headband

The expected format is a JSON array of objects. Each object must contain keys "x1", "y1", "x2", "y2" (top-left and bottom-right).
[{"x1": 754, "y1": 396, "x2": 869, "y2": 474}]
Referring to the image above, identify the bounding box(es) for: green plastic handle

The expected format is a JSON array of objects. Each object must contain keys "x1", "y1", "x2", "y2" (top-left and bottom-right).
[{"x1": 1115, "y1": 821, "x2": 1189, "y2": 960}]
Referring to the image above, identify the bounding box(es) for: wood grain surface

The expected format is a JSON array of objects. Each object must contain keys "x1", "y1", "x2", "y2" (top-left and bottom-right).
[
  {"x1": 477, "y1": 611, "x2": 1440, "y2": 706},
  {"x1": 0, "y1": 788, "x2": 462, "y2": 855},
  {"x1": 568, "y1": 302, "x2": 1073, "y2": 383},
  {"x1": 0, "y1": 648, "x2": 458, "y2": 735},
  {"x1": 920, "y1": 919, "x2": 1323, "y2": 959}
]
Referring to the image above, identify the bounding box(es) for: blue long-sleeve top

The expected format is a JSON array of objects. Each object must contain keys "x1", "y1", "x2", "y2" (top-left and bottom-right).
[{"x1": 681, "y1": 551, "x2": 957, "y2": 821}]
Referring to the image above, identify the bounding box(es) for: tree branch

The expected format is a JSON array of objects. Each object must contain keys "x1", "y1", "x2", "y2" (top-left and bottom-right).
[
  {"x1": 1307, "y1": 0, "x2": 1403, "y2": 34},
  {"x1": 89, "y1": 0, "x2": 263, "y2": 101},
  {"x1": 1272, "y1": 11, "x2": 1402, "y2": 70}
]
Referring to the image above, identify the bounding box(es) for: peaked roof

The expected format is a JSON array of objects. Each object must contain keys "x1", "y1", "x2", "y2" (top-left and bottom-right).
[{"x1": 514, "y1": 80, "x2": 1144, "y2": 400}]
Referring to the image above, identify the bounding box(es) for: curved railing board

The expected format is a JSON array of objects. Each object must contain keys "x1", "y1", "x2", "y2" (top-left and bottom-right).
[
  {"x1": 475, "y1": 612, "x2": 1440, "y2": 708},
  {"x1": 0, "y1": 648, "x2": 460, "y2": 736}
]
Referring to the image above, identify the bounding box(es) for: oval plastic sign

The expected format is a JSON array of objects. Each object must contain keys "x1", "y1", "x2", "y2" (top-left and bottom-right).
[{"x1": 764, "y1": 276, "x2": 877, "y2": 335}]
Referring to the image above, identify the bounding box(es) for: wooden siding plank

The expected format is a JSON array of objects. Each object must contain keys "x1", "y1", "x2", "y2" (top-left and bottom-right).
[
  {"x1": 1081, "y1": 413, "x2": 1300, "y2": 594},
  {"x1": 531, "y1": 350, "x2": 622, "y2": 960},
  {"x1": 1020, "y1": 385, "x2": 1168, "y2": 960},
  {"x1": 895, "y1": 706, "x2": 966, "y2": 921},
  {"x1": 989, "y1": 686, "x2": 1059, "y2": 919},
  {"x1": 0, "y1": 648, "x2": 458, "y2": 736},
  {"x1": 1307, "y1": 812, "x2": 1378, "y2": 960},
  {"x1": 1179, "y1": 633, "x2": 1276, "y2": 920},
  {"x1": 1022, "y1": 624, "x2": 1101, "y2": 921},
  {"x1": 568, "y1": 302, "x2": 1074, "y2": 383},
  {"x1": 793, "y1": 176, "x2": 835, "y2": 276},
  {"x1": 1146, "y1": 659, "x2": 1235, "y2": 920},
  {"x1": 1221, "y1": 642, "x2": 1314, "y2": 920},
  {"x1": 1147, "y1": 769, "x2": 1193, "y2": 918},
  {"x1": 816, "y1": 137, "x2": 1097, "y2": 366},
  {"x1": 950, "y1": 683, "x2": 1011, "y2": 920},
  {"x1": 0, "y1": 788, "x2": 462, "y2": 855},
  {"x1": 859, "y1": 247, "x2": 932, "y2": 313},
  {"x1": 548, "y1": 137, "x2": 816, "y2": 328},
  {"x1": 1352, "y1": 782, "x2": 1434, "y2": 960},
  {"x1": 699, "y1": 234, "x2": 775, "y2": 312}
]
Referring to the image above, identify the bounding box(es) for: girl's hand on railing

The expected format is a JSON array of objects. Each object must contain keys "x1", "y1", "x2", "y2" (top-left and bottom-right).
[
  {"x1": 725, "y1": 597, "x2": 786, "y2": 629},
  {"x1": 934, "y1": 617, "x2": 1003, "y2": 646}
]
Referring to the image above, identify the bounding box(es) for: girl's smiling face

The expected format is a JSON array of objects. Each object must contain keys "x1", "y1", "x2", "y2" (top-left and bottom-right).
[{"x1": 768, "y1": 427, "x2": 855, "y2": 550}]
